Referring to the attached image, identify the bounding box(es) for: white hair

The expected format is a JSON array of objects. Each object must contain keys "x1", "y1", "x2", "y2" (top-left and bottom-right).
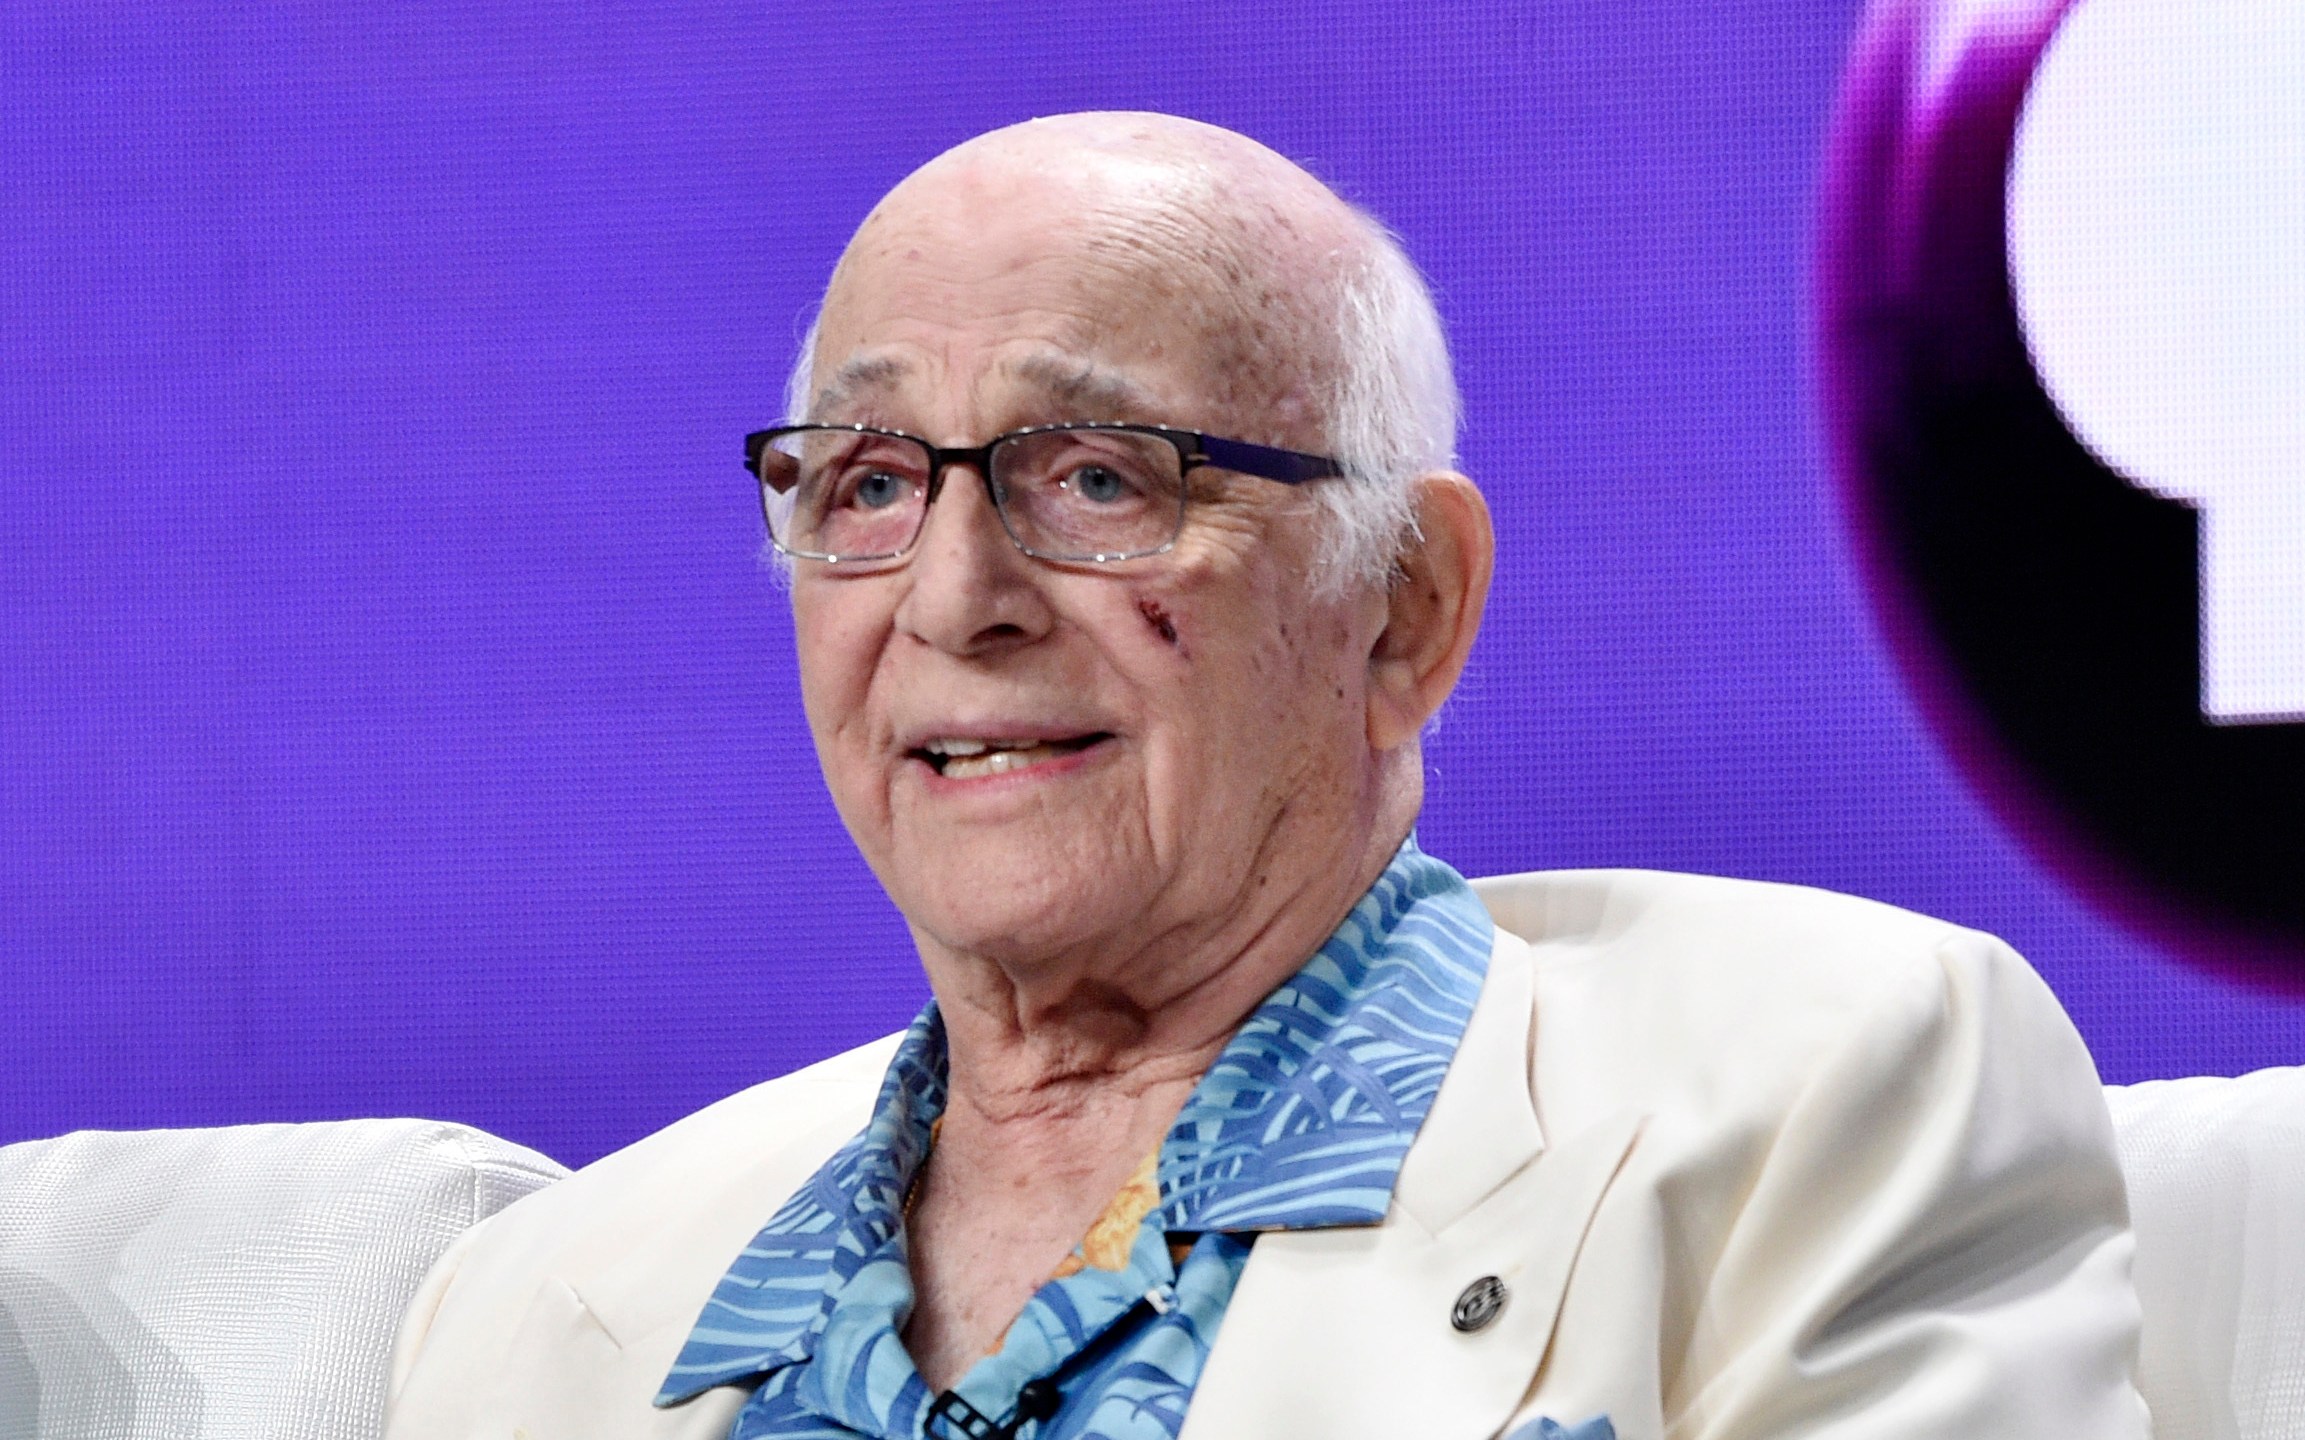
[
  {"x1": 1314, "y1": 213, "x2": 1460, "y2": 591},
  {"x1": 775, "y1": 213, "x2": 1458, "y2": 594}
]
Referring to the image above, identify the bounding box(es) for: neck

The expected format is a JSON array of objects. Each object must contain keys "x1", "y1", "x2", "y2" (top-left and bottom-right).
[{"x1": 920, "y1": 798, "x2": 1416, "y2": 1132}]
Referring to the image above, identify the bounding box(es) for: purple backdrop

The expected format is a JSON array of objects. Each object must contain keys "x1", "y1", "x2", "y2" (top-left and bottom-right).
[{"x1": 6, "y1": 0, "x2": 2301, "y2": 1167}]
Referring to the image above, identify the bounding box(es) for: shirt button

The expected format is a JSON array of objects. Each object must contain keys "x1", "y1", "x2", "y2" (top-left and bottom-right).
[{"x1": 1451, "y1": 1275, "x2": 1509, "y2": 1332}]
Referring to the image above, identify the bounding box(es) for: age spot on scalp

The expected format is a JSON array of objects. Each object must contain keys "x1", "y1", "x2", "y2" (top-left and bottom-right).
[{"x1": 1136, "y1": 596, "x2": 1181, "y2": 649}]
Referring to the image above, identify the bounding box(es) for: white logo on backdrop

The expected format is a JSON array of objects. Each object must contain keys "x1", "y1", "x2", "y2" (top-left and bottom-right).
[{"x1": 2010, "y1": 0, "x2": 2305, "y2": 725}]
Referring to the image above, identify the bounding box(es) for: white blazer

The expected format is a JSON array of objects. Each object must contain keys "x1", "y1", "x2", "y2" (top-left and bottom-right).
[{"x1": 385, "y1": 870, "x2": 2151, "y2": 1439}]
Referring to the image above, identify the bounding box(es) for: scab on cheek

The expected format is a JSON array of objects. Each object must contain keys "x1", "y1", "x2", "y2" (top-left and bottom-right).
[{"x1": 1135, "y1": 596, "x2": 1183, "y2": 653}]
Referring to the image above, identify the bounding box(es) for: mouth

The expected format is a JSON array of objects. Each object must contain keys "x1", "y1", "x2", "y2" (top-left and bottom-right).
[{"x1": 911, "y1": 733, "x2": 1113, "y2": 780}]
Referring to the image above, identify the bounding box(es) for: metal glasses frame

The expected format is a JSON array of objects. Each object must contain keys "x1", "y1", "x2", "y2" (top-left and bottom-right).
[{"x1": 743, "y1": 421, "x2": 1345, "y2": 564}]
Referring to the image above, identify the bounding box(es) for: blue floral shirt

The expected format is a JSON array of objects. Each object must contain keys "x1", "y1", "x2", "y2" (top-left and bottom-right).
[{"x1": 658, "y1": 841, "x2": 1507, "y2": 1440}]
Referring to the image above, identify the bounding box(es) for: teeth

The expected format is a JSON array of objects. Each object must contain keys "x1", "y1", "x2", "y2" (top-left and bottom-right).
[
  {"x1": 923, "y1": 737, "x2": 1040, "y2": 756},
  {"x1": 938, "y1": 743, "x2": 1065, "y2": 779}
]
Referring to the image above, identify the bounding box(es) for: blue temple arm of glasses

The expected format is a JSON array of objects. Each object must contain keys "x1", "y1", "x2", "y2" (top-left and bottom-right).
[{"x1": 1194, "y1": 434, "x2": 1344, "y2": 485}]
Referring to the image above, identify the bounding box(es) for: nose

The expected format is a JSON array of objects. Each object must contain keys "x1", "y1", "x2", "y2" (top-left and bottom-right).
[{"x1": 891, "y1": 460, "x2": 1057, "y2": 657}]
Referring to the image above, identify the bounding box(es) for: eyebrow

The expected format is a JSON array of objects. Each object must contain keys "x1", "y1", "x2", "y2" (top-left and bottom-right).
[
  {"x1": 806, "y1": 350, "x2": 1169, "y2": 428},
  {"x1": 1005, "y1": 354, "x2": 1163, "y2": 420},
  {"x1": 809, "y1": 355, "x2": 908, "y2": 420}
]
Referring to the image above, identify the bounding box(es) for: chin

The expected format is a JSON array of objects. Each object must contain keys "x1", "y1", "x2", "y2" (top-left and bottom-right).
[
  {"x1": 901, "y1": 865, "x2": 1146, "y2": 967},
  {"x1": 880, "y1": 804, "x2": 1156, "y2": 936}
]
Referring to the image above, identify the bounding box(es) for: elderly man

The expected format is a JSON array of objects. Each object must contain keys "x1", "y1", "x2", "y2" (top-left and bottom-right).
[{"x1": 385, "y1": 114, "x2": 2147, "y2": 1440}]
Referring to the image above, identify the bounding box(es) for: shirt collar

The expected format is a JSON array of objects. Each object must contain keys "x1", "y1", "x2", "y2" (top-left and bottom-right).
[
  {"x1": 656, "y1": 1008, "x2": 946, "y2": 1405},
  {"x1": 658, "y1": 837, "x2": 1492, "y2": 1406},
  {"x1": 1155, "y1": 836, "x2": 1492, "y2": 1231}
]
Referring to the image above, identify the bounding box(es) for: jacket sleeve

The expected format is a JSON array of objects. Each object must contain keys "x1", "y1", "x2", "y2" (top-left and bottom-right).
[
  {"x1": 1665, "y1": 927, "x2": 2151, "y2": 1440},
  {"x1": 384, "y1": 1211, "x2": 492, "y2": 1425}
]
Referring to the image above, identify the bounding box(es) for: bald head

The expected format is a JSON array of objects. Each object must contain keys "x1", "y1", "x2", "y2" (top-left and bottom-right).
[
  {"x1": 892, "y1": 111, "x2": 1354, "y2": 234},
  {"x1": 792, "y1": 112, "x2": 1460, "y2": 588},
  {"x1": 879, "y1": 114, "x2": 1373, "y2": 303}
]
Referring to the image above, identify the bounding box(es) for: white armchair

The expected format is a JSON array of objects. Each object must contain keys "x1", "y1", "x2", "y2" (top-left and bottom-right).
[
  {"x1": 0, "y1": 1119, "x2": 564, "y2": 1440},
  {"x1": 2109, "y1": 1068, "x2": 2305, "y2": 1440}
]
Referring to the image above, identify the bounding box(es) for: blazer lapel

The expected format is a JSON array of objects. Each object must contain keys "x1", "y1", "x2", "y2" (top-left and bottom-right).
[{"x1": 1182, "y1": 928, "x2": 1643, "y2": 1440}]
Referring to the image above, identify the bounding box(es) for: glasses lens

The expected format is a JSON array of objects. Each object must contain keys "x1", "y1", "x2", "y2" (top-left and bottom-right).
[
  {"x1": 759, "y1": 429, "x2": 932, "y2": 560},
  {"x1": 991, "y1": 429, "x2": 1187, "y2": 561}
]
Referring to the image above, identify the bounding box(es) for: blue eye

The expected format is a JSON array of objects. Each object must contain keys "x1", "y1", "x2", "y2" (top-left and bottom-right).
[
  {"x1": 853, "y1": 470, "x2": 909, "y2": 509},
  {"x1": 1070, "y1": 465, "x2": 1131, "y2": 504}
]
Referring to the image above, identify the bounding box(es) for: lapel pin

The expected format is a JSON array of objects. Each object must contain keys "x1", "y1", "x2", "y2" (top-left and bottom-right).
[{"x1": 1451, "y1": 1275, "x2": 1509, "y2": 1332}]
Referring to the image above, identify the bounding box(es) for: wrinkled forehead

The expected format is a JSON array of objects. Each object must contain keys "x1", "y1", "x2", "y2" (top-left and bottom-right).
[{"x1": 807, "y1": 345, "x2": 1178, "y2": 432}]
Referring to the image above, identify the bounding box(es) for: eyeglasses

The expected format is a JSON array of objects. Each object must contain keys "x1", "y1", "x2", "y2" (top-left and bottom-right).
[{"x1": 744, "y1": 422, "x2": 1345, "y2": 565}]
